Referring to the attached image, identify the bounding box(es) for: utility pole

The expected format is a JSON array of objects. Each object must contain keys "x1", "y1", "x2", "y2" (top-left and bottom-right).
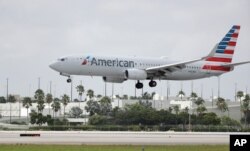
[
  {"x1": 49, "y1": 81, "x2": 52, "y2": 94},
  {"x1": 212, "y1": 88, "x2": 214, "y2": 107},
  {"x1": 7, "y1": 78, "x2": 11, "y2": 123},
  {"x1": 38, "y1": 77, "x2": 40, "y2": 89},
  {"x1": 70, "y1": 79, "x2": 73, "y2": 102},
  {"x1": 134, "y1": 81, "x2": 137, "y2": 98},
  {"x1": 218, "y1": 76, "x2": 220, "y2": 98},
  {"x1": 235, "y1": 83, "x2": 237, "y2": 102},
  {"x1": 112, "y1": 83, "x2": 114, "y2": 102},
  {"x1": 200, "y1": 84, "x2": 203, "y2": 98},
  {"x1": 104, "y1": 82, "x2": 107, "y2": 97}
]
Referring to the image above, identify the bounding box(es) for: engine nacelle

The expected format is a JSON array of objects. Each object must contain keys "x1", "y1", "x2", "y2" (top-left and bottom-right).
[
  {"x1": 125, "y1": 69, "x2": 147, "y2": 80},
  {"x1": 103, "y1": 76, "x2": 126, "y2": 83}
]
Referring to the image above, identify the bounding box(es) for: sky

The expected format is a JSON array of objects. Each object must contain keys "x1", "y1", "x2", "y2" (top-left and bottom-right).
[{"x1": 0, "y1": 0, "x2": 249, "y2": 101}]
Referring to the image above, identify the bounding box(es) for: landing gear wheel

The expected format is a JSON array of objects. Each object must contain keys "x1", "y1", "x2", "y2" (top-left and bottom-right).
[
  {"x1": 67, "y1": 78, "x2": 72, "y2": 83},
  {"x1": 136, "y1": 81, "x2": 143, "y2": 89},
  {"x1": 149, "y1": 80, "x2": 157, "y2": 87}
]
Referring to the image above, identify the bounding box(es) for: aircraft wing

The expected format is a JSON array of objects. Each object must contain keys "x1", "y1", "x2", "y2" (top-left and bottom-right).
[
  {"x1": 146, "y1": 58, "x2": 203, "y2": 73},
  {"x1": 146, "y1": 44, "x2": 218, "y2": 74},
  {"x1": 220, "y1": 61, "x2": 250, "y2": 67}
]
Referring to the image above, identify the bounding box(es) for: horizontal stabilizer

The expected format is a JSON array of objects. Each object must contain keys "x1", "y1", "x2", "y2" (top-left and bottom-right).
[{"x1": 220, "y1": 61, "x2": 250, "y2": 67}]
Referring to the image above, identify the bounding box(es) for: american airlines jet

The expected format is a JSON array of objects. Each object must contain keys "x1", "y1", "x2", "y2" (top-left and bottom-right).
[{"x1": 50, "y1": 25, "x2": 250, "y2": 89}]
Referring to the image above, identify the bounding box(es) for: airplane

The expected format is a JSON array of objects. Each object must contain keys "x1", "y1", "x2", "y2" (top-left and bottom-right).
[{"x1": 49, "y1": 25, "x2": 250, "y2": 89}]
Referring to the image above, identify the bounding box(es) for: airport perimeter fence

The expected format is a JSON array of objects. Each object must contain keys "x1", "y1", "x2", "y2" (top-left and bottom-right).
[{"x1": 27, "y1": 124, "x2": 243, "y2": 132}]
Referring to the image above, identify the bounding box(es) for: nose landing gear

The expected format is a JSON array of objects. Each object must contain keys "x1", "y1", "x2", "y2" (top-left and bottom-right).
[{"x1": 60, "y1": 72, "x2": 72, "y2": 83}]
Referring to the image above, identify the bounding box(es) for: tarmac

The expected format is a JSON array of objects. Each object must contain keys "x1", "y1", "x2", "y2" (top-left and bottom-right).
[{"x1": 0, "y1": 131, "x2": 242, "y2": 145}]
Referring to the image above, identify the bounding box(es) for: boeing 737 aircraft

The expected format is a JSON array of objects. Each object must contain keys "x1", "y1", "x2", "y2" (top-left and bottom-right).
[{"x1": 50, "y1": 25, "x2": 250, "y2": 89}]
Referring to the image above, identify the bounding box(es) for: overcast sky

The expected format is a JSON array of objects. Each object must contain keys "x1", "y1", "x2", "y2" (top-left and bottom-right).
[{"x1": 0, "y1": 0, "x2": 249, "y2": 101}]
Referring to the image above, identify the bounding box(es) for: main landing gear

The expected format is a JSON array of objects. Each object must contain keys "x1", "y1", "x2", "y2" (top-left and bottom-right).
[
  {"x1": 136, "y1": 81, "x2": 143, "y2": 89},
  {"x1": 135, "y1": 80, "x2": 157, "y2": 89}
]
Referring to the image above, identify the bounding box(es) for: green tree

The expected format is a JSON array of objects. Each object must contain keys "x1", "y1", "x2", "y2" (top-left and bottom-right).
[
  {"x1": 69, "y1": 106, "x2": 83, "y2": 118},
  {"x1": 8, "y1": 95, "x2": 16, "y2": 122},
  {"x1": 29, "y1": 110, "x2": 46, "y2": 126},
  {"x1": 99, "y1": 96, "x2": 112, "y2": 116},
  {"x1": 237, "y1": 91, "x2": 244, "y2": 105},
  {"x1": 216, "y1": 97, "x2": 228, "y2": 113},
  {"x1": 122, "y1": 94, "x2": 128, "y2": 100},
  {"x1": 221, "y1": 116, "x2": 241, "y2": 127},
  {"x1": 196, "y1": 105, "x2": 207, "y2": 116},
  {"x1": 61, "y1": 94, "x2": 70, "y2": 117},
  {"x1": 85, "y1": 100, "x2": 100, "y2": 116},
  {"x1": 8, "y1": 95, "x2": 16, "y2": 103},
  {"x1": 141, "y1": 92, "x2": 150, "y2": 100},
  {"x1": 86, "y1": 89, "x2": 94, "y2": 100},
  {"x1": 22, "y1": 97, "x2": 32, "y2": 123},
  {"x1": 194, "y1": 97, "x2": 205, "y2": 106},
  {"x1": 89, "y1": 115, "x2": 107, "y2": 125},
  {"x1": 0, "y1": 96, "x2": 6, "y2": 103},
  {"x1": 45, "y1": 93, "x2": 53, "y2": 115},
  {"x1": 242, "y1": 94, "x2": 250, "y2": 126},
  {"x1": 202, "y1": 112, "x2": 220, "y2": 125},
  {"x1": 190, "y1": 92, "x2": 198, "y2": 99},
  {"x1": 76, "y1": 84, "x2": 84, "y2": 101},
  {"x1": 52, "y1": 98, "x2": 61, "y2": 117},
  {"x1": 34, "y1": 89, "x2": 45, "y2": 113},
  {"x1": 173, "y1": 105, "x2": 180, "y2": 115},
  {"x1": 178, "y1": 90, "x2": 185, "y2": 100},
  {"x1": 183, "y1": 107, "x2": 189, "y2": 113},
  {"x1": 168, "y1": 107, "x2": 173, "y2": 113}
]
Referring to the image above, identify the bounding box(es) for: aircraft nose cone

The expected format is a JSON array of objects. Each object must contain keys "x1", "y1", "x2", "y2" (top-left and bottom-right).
[{"x1": 49, "y1": 61, "x2": 58, "y2": 70}]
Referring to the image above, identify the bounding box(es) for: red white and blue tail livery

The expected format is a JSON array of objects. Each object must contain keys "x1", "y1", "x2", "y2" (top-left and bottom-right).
[{"x1": 50, "y1": 25, "x2": 250, "y2": 89}]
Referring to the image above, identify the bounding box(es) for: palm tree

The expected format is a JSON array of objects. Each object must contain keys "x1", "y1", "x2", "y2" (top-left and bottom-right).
[
  {"x1": 190, "y1": 92, "x2": 198, "y2": 100},
  {"x1": 194, "y1": 97, "x2": 205, "y2": 115},
  {"x1": 61, "y1": 94, "x2": 70, "y2": 117},
  {"x1": 52, "y1": 98, "x2": 61, "y2": 118},
  {"x1": 194, "y1": 97, "x2": 204, "y2": 106},
  {"x1": 76, "y1": 85, "x2": 84, "y2": 101},
  {"x1": 237, "y1": 91, "x2": 244, "y2": 119},
  {"x1": 183, "y1": 107, "x2": 189, "y2": 113},
  {"x1": 22, "y1": 97, "x2": 32, "y2": 123},
  {"x1": 173, "y1": 105, "x2": 180, "y2": 115},
  {"x1": 237, "y1": 91, "x2": 244, "y2": 105},
  {"x1": 8, "y1": 95, "x2": 16, "y2": 123},
  {"x1": 216, "y1": 97, "x2": 228, "y2": 113},
  {"x1": 86, "y1": 89, "x2": 94, "y2": 100},
  {"x1": 178, "y1": 90, "x2": 185, "y2": 100},
  {"x1": 45, "y1": 93, "x2": 53, "y2": 115},
  {"x1": 34, "y1": 89, "x2": 45, "y2": 113},
  {"x1": 168, "y1": 107, "x2": 173, "y2": 113},
  {"x1": 242, "y1": 94, "x2": 250, "y2": 126}
]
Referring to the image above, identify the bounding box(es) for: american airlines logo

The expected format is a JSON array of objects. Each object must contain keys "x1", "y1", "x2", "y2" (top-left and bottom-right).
[{"x1": 82, "y1": 56, "x2": 135, "y2": 67}]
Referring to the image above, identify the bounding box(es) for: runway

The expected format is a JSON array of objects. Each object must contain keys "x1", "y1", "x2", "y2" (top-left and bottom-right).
[{"x1": 0, "y1": 131, "x2": 239, "y2": 145}]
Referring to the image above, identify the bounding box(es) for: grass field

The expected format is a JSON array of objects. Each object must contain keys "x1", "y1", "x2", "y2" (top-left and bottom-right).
[{"x1": 0, "y1": 145, "x2": 228, "y2": 151}]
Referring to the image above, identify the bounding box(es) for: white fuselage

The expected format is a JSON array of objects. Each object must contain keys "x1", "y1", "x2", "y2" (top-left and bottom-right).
[{"x1": 49, "y1": 55, "x2": 229, "y2": 81}]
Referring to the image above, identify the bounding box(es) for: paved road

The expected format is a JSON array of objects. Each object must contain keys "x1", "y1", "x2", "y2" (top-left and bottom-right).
[{"x1": 0, "y1": 131, "x2": 247, "y2": 145}]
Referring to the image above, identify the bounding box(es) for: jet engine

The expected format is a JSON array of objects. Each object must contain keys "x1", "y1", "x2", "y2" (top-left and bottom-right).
[
  {"x1": 125, "y1": 69, "x2": 147, "y2": 80},
  {"x1": 103, "y1": 76, "x2": 126, "y2": 83}
]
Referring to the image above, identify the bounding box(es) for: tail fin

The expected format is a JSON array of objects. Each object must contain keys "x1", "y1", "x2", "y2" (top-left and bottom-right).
[{"x1": 206, "y1": 25, "x2": 240, "y2": 63}]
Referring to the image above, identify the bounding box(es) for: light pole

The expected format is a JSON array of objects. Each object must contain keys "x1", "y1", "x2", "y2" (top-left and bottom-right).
[{"x1": 7, "y1": 78, "x2": 11, "y2": 123}]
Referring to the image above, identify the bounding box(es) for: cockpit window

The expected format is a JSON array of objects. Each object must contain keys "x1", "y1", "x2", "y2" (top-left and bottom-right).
[{"x1": 58, "y1": 57, "x2": 67, "y2": 61}]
